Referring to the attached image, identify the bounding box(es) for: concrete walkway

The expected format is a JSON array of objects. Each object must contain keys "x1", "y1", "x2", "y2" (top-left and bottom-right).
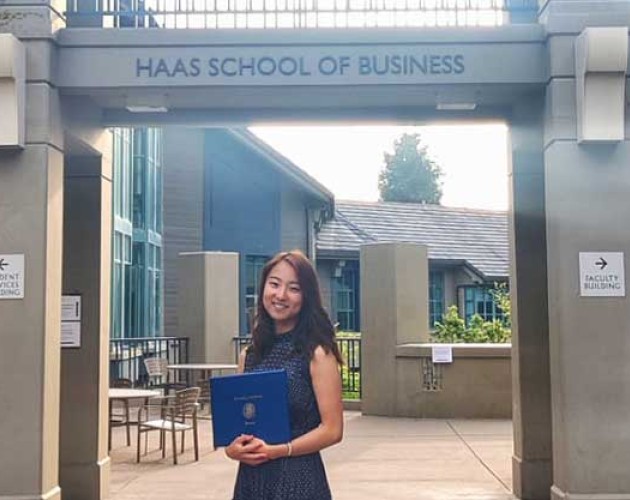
[{"x1": 109, "y1": 412, "x2": 515, "y2": 499}]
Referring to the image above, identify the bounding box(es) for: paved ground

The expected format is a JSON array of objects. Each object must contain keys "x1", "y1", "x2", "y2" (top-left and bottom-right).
[{"x1": 109, "y1": 411, "x2": 515, "y2": 499}]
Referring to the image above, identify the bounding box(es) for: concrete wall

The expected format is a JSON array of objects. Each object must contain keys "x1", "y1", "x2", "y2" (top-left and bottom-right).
[
  {"x1": 60, "y1": 150, "x2": 112, "y2": 500},
  {"x1": 395, "y1": 344, "x2": 512, "y2": 418},
  {"x1": 361, "y1": 243, "x2": 430, "y2": 416},
  {"x1": 177, "y1": 252, "x2": 239, "y2": 363},
  {"x1": 361, "y1": 243, "x2": 511, "y2": 419}
]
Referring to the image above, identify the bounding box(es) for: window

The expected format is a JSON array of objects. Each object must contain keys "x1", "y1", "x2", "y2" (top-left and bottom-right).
[
  {"x1": 332, "y1": 261, "x2": 359, "y2": 332},
  {"x1": 111, "y1": 232, "x2": 132, "y2": 338},
  {"x1": 429, "y1": 271, "x2": 445, "y2": 328},
  {"x1": 462, "y1": 285, "x2": 505, "y2": 323},
  {"x1": 245, "y1": 256, "x2": 269, "y2": 325},
  {"x1": 111, "y1": 127, "x2": 163, "y2": 339}
]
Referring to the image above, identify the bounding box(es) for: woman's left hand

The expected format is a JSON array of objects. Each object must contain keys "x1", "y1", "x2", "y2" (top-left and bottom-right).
[{"x1": 247, "y1": 439, "x2": 289, "y2": 462}]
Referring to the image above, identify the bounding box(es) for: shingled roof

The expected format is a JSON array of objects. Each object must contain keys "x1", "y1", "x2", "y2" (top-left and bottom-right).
[{"x1": 316, "y1": 200, "x2": 509, "y2": 279}]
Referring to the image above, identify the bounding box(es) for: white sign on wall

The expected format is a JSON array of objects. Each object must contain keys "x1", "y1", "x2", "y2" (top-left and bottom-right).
[
  {"x1": 61, "y1": 295, "x2": 82, "y2": 348},
  {"x1": 431, "y1": 345, "x2": 453, "y2": 364},
  {"x1": 62, "y1": 295, "x2": 82, "y2": 321},
  {"x1": 61, "y1": 321, "x2": 81, "y2": 348},
  {"x1": 579, "y1": 252, "x2": 625, "y2": 297},
  {"x1": 0, "y1": 254, "x2": 24, "y2": 299}
]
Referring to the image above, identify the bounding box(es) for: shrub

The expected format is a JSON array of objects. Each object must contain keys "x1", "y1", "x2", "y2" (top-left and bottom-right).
[{"x1": 431, "y1": 284, "x2": 511, "y2": 343}]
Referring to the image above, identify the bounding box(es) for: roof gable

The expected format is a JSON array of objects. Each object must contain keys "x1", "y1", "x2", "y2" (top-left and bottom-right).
[{"x1": 231, "y1": 128, "x2": 334, "y2": 209}]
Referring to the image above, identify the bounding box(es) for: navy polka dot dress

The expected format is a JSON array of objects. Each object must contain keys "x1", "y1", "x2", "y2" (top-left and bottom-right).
[{"x1": 232, "y1": 331, "x2": 332, "y2": 500}]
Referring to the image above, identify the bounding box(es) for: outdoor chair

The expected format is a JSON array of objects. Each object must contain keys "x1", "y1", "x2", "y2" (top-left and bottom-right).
[
  {"x1": 136, "y1": 386, "x2": 201, "y2": 464},
  {"x1": 109, "y1": 378, "x2": 133, "y2": 447},
  {"x1": 195, "y1": 378, "x2": 212, "y2": 419},
  {"x1": 143, "y1": 356, "x2": 187, "y2": 394}
]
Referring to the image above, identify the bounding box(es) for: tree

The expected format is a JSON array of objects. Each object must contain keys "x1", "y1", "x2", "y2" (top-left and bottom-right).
[{"x1": 378, "y1": 133, "x2": 443, "y2": 204}]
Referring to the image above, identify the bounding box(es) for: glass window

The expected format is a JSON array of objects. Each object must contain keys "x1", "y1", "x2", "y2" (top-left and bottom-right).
[
  {"x1": 332, "y1": 261, "x2": 359, "y2": 332},
  {"x1": 131, "y1": 242, "x2": 145, "y2": 337},
  {"x1": 429, "y1": 271, "x2": 445, "y2": 328},
  {"x1": 112, "y1": 233, "x2": 122, "y2": 339},
  {"x1": 112, "y1": 127, "x2": 164, "y2": 339},
  {"x1": 462, "y1": 286, "x2": 505, "y2": 323},
  {"x1": 245, "y1": 255, "x2": 269, "y2": 311},
  {"x1": 113, "y1": 128, "x2": 133, "y2": 221}
]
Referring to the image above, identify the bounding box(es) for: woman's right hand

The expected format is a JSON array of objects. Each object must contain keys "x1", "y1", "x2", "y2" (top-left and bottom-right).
[{"x1": 225, "y1": 434, "x2": 268, "y2": 466}]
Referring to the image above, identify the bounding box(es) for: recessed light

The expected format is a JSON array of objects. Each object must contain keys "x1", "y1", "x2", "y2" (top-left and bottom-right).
[
  {"x1": 436, "y1": 103, "x2": 477, "y2": 111},
  {"x1": 126, "y1": 105, "x2": 169, "y2": 113}
]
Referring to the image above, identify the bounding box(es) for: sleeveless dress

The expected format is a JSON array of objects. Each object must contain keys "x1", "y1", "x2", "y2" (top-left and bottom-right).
[{"x1": 232, "y1": 331, "x2": 332, "y2": 500}]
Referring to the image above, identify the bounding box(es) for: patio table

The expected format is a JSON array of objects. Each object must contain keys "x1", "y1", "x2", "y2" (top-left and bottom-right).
[{"x1": 108, "y1": 388, "x2": 161, "y2": 450}]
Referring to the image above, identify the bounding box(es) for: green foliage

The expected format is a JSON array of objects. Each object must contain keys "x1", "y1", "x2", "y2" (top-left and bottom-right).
[
  {"x1": 337, "y1": 332, "x2": 361, "y2": 400},
  {"x1": 378, "y1": 133, "x2": 443, "y2": 204},
  {"x1": 432, "y1": 284, "x2": 511, "y2": 343},
  {"x1": 432, "y1": 305, "x2": 466, "y2": 342},
  {"x1": 490, "y1": 282, "x2": 511, "y2": 328}
]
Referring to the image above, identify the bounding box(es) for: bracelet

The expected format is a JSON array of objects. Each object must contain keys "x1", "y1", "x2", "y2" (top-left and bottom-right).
[{"x1": 286, "y1": 441, "x2": 293, "y2": 457}]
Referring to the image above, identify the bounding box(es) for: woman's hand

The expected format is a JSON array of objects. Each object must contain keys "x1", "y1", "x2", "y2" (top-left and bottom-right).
[
  {"x1": 225, "y1": 435, "x2": 269, "y2": 466},
  {"x1": 225, "y1": 435, "x2": 291, "y2": 465}
]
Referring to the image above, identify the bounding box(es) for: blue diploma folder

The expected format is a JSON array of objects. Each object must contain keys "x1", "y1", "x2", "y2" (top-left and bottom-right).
[{"x1": 209, "y1": 369, "x2": 291, "y2": 448}]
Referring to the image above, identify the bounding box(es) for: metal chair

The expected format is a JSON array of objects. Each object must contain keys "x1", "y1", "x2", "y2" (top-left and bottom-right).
[
  {"x1": 143, "y1": 356, "x2": 187, "y2": 394},
  {"x1": 109, "y1": 378, "x2": 133, "y2": 448},
  {"x1": 136, "y1": 386, "x2": 201, "y2": 464}
]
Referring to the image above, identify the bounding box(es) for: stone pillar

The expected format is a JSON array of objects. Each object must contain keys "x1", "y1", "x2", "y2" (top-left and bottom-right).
[
  {"x1": 0, "y1": 3, "x2": 64, "y2": 498},
  {"x1": 59, "y1": 149, "x2": 112, "y2": 500},
  {"x1": 360, "y1": 243, "x2": 429, "y2": 416},
  {"x1": 509, "y1": 98, "x2": 553, "y2": 499},
  {"x1": 540, "y1": 2, "x2": 630, "y2": 498},
  {"x1": 178, "y1": 252, "x2": 240, "y2": 363}
]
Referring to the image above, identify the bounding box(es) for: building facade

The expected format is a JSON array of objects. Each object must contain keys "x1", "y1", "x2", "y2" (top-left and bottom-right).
[
  {"x1": 316, "y1": 200, "x2": 509, "y2": 331},
  {"x1": 111, "y1": 128, "x2": 164, "y2": 339},
  {"x1": 162, "y1": 127, "x2": 333, "y2": 335}
]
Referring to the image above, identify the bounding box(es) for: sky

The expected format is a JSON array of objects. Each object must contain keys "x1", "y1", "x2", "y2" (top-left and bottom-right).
[{"x1": 250, "y1": 123, "x2": 509, "y2": 211}]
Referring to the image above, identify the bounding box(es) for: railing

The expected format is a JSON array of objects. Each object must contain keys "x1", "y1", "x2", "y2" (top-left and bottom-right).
[
  {"x1": 66, "y1": 0, "x2": 538, "y2": 29},
  {"x1": 232, "y1": 334, "x2": 362, "y2": 398},
  {"x1": 110, "y1": 336, "x2": 189, "y2": 387}
]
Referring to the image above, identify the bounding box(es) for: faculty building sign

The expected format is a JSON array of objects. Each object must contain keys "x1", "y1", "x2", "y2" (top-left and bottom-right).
[{"x1": 579, "y1": 252, "x2": 626, "y2": 297}]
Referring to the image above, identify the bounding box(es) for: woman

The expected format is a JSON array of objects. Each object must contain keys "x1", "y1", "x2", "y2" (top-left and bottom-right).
[{"x1": 226, "y1": 250, "x2": 344, "y2": 499}]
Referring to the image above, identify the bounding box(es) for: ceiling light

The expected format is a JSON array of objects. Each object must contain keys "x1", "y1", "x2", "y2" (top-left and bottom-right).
[
  {"x1": 436, "y1": 102, "x2": 477, "y2": 111},
  {"x1": 126, "y1": 105, "x2": 169, "y2": 113}
]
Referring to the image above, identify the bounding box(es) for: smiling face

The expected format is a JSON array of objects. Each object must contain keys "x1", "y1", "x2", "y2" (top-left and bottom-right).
[{"x1": 262, "y1": 260, "x2": 303, "y2": 334}]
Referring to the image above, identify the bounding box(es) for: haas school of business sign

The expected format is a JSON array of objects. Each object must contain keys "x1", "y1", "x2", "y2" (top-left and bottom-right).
[
  {"x1": 56, "y1": 35, "x2": 546, "y2": 87},
  {"x1": 134, "y1": 51, "x2": 465, "y2": 80}
]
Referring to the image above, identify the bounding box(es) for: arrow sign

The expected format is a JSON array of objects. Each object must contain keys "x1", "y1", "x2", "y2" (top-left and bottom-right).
[
  {"x1": 0, "y1": 254, "x2": 24, "y2": 300},
  {"x1": 579, "y1": 252, "x2": 625, "y2": 297}
]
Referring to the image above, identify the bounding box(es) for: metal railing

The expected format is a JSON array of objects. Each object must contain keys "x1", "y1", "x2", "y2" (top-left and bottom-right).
[
  {"x1": 232, "y1": 334, "x2": 362, "y2": 398},
  {"x1": 66, "y1": 0, "x2": 538, "y2": 29},
  {"x1": 109, "y1": 336, "x2": 190, "y2": 387}
]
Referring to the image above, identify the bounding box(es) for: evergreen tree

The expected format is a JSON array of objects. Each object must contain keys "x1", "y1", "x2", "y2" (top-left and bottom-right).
[{"x1": 378, "y1": 133, "x2": 443, "y2": 204}]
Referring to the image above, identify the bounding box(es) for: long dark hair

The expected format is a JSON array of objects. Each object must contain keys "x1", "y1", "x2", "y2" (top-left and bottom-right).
[{"x1": 251, "y1": 250, "x2": 342, "y2": 365}]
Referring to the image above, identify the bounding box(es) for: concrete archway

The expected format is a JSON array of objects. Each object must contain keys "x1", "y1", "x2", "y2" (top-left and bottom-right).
[{"x1": 1, "y1": 2, "x2": 629, "y2": 499}]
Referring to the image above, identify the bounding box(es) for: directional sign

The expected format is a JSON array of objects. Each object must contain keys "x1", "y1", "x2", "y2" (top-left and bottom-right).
[
  {"x1": 0, "y1": 254, "x2": 24, "y2": 300},
  {"x1": 579, "y1": 252, "x2": 625, "y2": 297}
]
